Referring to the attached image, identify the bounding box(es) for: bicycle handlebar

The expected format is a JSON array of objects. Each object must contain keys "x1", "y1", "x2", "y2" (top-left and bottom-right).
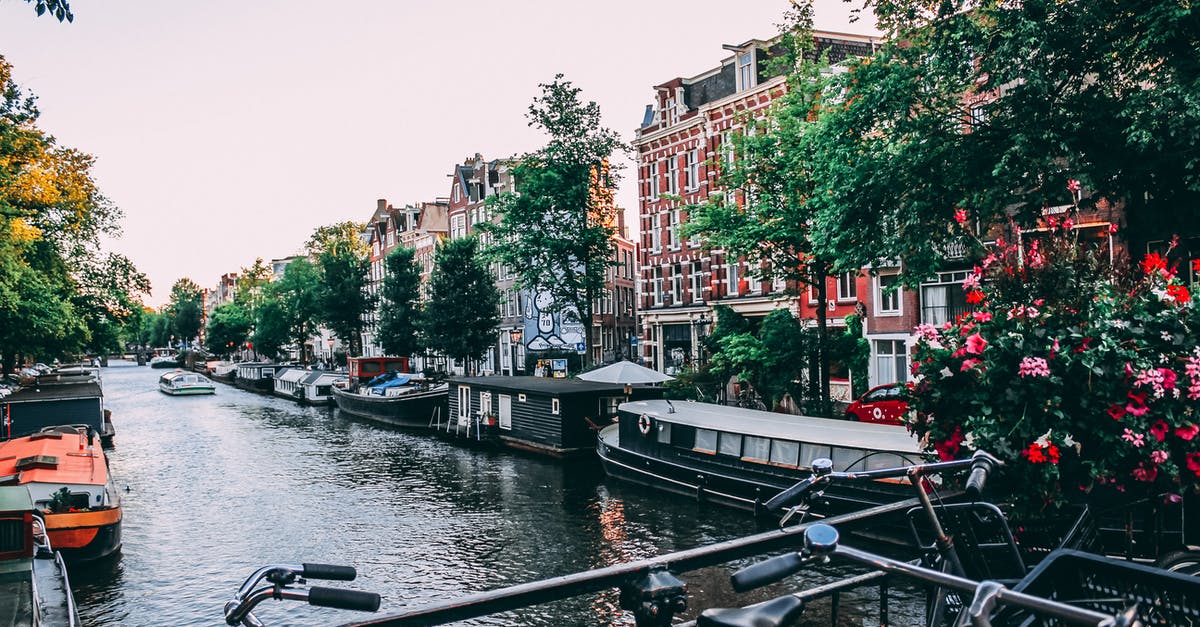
[
  {"x1": 308, "y1": 586, "x2": 382, "y2": 611},
  {"x1": 303, "y1": 563, "x2": 357, "y2": 581},
  {"x1": 224, "y1": 563, "x2": 379, "y2": 626},
  {"x1": 964, "y1": 451, "x2": 1000, "y2": 499}
]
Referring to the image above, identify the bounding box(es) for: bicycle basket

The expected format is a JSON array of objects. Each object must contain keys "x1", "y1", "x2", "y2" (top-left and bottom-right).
[{"x1": 995, "y1": 549, "x2": 1200, "y2": 626}]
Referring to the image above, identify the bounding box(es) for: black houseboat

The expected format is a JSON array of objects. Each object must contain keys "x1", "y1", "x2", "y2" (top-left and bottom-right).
[
  {"x1": 234, "y1": 362, "x2": 278, "y2": 394},
  {"x1": 598, "y1": 399, "x2": 923, "y2": 518},
  {"x1": 331, "y1": 356, "x2": 447, "y2": 429},
  {"x1": 1, "y1": 379, "x2": 115, "y2": 446},
  {"x1": 447, "y1": 377, "x2": 662, "y2": 458}
]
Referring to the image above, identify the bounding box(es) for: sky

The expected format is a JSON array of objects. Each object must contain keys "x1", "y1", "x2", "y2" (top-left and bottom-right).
[{"x1": 0, "y1": 0, "x2": 877, "y2": 306}]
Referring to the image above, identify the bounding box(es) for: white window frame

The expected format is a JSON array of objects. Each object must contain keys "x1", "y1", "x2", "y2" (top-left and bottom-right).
[
  {"x1": 736, "y1": 50, "x2": 757, "y2": 91},
  {"x1": 685, "y1": 149, "x2": 699, "y2": 191},
  {"x1": 498, "y1": 394, "x2": 512, "y2": 430},
  {"x1": 875, "y1": 272, "x2": 902, "y2": 316},
  {"x1": 690, "y1": 271, "x2": 703, "y2": 303},
  {"x1": 457, "y1": 385, "x2": 471, "y2": 422},
  {"x1": 551, "y1": 398, "x2": 561, "y2": 415},
  {"x1": 836, "y1": 271, "x2": 858, "y2": 302},
  {"x1": 648, "y1": 162, "x2": 660, "y2": 201},
  {"x1": 666, "y1": 157, "x2": 679, "y2": 195},
  {"x1": 727, "y1": 262, "x2": 739, "y2": 296},
  {"x1": 668, "y1": 210, "x2": 681, "y2": 250},
  {"x1": 871, "y1": 336, "x2": 910, "y2": 387}
]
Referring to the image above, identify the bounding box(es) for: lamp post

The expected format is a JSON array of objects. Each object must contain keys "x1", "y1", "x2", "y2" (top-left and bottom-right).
[
  {"x1": 327, "y1": 337, "x2": 335, "y2": 368},
  {"x1": 692, "y1": 314, "x2": 712, "y2": 365},
  {"x1": 624, "y1": 305, "x2": 634, "y2": 363},
  {"x1": 508, "y1": 328, "x2": 523, "y2": 376}
]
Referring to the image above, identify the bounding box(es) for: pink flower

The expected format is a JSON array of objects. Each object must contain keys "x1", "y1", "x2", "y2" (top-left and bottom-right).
[
  {"x1": 954, "y1": 208, "x2": 968, "y2": 225},
  {"x1": 1175, "y1": 424, "x2": 1199, "y2": 441},
  {"x1": 1017, "y1": 357, "x2": 1050, "y2": 378},
  {"x1": 1151, "y1": 450, "x2": 1169, "y2": 463},
  {"x1": 1067, "y1": 179, "x2": 1081, "y2": 192},
  {"x1": 1188, "y1": 452, "x2": 1200, "y2": 477},
  {"x1": 1109, "y1": 223, "x2": 1118, "y2": 233},
  {"x1": 1132, "y1": 463, "x2": 1158, "y2": 483},
  {"x1": 1159, "y1": 368, "x2": 1177, "y2": 390},
  {"x1": 962, "y1": 273, "x2": 981, "y2": 290},
  {"x1": 1122, "y1": 429, "x2": 1145, "y2": 447},
  {"x1": 971, "y1": 311, "x2": 992, "y2": 322},
  {"x1": 960, "y1": 358, "x2": 982, "y2": 372},
  {"x1": 965, "y1": 333, "x2": 988, "y2": 355}
]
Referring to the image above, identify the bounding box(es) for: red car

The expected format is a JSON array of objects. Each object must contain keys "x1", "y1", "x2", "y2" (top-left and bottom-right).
[{"x1": 845, "y1": 383, "x2": 907, "y2": 425}]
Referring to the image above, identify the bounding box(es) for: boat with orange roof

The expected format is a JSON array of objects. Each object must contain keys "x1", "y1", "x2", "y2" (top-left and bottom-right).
[{"x1": 0, "y1": 425, "x2": 121, "y2": 561}]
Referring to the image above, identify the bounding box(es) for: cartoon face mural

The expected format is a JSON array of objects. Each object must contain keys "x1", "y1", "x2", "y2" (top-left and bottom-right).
[{"x1": 523, "y1": 291, "x2": 585, "y2": 351}]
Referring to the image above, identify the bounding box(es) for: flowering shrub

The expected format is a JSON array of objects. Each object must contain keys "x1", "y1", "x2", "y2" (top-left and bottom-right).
[{"x1": 908, "y1": 218, "x2": 1200, "y2": 521}]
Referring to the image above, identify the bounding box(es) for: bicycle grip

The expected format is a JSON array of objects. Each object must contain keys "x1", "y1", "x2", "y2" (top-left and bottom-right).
[
  {"x1": 965, "y1": 451, "x2": 998, "y2": 499},
  {"x1": 731, "y1": 552, "x2": 805, "y2": 592},
  {"x1": 302, "y1": 563, "x2": 357, "y2": 581},
  {"x1": 307, "y1": 587, "x2": 381, "y2": 612},
  {"x1": 763, "y1": 477, "x2": 816, "y2": 512}
]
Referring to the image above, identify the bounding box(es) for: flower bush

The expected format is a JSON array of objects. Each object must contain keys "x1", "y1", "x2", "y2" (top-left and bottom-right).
[{"x1": 908, "y1": 220, "x2": 1200, "y2": 522}]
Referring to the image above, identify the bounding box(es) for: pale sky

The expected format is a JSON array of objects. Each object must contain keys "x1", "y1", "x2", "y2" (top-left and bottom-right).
[{"x1": 0, "y1": 0, "x2": 877, "y2": 306}]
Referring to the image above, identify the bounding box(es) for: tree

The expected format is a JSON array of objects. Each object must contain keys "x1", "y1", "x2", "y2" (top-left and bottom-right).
[
  {"x1": 234, "y1": 257, "x2": 273, "y2": 316},
  {"x1": 73, "y1": 252, "x2": 151, "y2": 356},
  {"x1": 484, "y1": 75, "x2": 625, "y2": 367},
  {"x1": 251, "y1": 297, "x2": 289, "y2": 361},
  {"x1": 808, "y1": 0, "x2": 1200, "y2": 282},
  {"x1": 23, "y1": 0, "x2": 73, "y2": 22},
  {"x1": 309, "y1": 223, "x2": 374, "y2": 357},
  {"x1": 422, "y1": 238, "x2": 499, "y2": 373},
  {"x1": 377, "y1": 246, "x2": 423, "y2": 358},
  {"x1": 683, "y1": 4, "x2": 841, "y2": 413},
  {"x1": 205, "y1": 302, "x2": 251, "y2": 357},
  {"x1": 167, "y1": 278, "x2": 204, "y2": 346},
  {"x1": 268, "y1": 257, "x2": 322, "y2": 364}
]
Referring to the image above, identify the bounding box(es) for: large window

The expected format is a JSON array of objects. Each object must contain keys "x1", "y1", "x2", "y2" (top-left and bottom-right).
[
  {"x1": 648, "y1": 162, "x2": 660, "y2": 201},
  {"x1": 695, "y1": 428, "x2": 718, "y2": 454},
  {"x1": 876, "y1": 273, "x2": 901, "y2": 315},
  {"x1": 874, "y1": 339, "x2": 908, "y2": 386},
  {"x1": 668, "y1": 210, "x2": 680, "y2": 249},
  {"x1": 837, "y1": 272, "x2": 858, "y2": 302},
  {"x1": 685, "y1": 150, "x2": 699, "y2": 191},
  {"x1": 743, "y1": 436, "x2": 771, "y2": 462},
  {"x1": 667, "y1": 157, "x2": 679, "y2": 195},
  {"x1": 737, "y1": 51, "x2": 756, "y2": 90},
  {"x1": 921, "y1": 271, "x2": 972, "y2": 325}
]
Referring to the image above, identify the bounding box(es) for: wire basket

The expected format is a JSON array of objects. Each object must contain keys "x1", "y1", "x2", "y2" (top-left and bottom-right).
[{"x1": 996, "y1": 549, "x2": 1200, "y2": 626}]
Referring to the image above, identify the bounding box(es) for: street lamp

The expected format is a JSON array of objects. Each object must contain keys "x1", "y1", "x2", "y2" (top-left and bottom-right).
[
  {"x1": 327, "y1": 337, "x2": 335, "y2": 367},
  {"x1": 624, "y1": 305, "x2": 635, "y2": 362},
  {"x1": 509, "y1": 328, "x2": 523, "y2": 376},
  {"x1": 692, "y1": 314, "x2": 713, "y2": 365}
]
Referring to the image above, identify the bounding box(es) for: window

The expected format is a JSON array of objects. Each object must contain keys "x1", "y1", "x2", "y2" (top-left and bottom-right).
[
  {"x1": 665, "y1": 97, "x2": 677, "y2": 125},
  {"x1": 685, "y1": 149, "x2": 699, "y2": 191},
  {"x1": 498, "y1": 394, "x2": 512, "y2": 430},
  {"x1": 648, "y1": 162, "x2": 660, "y2": 201},
  {"x1": 874, "y1": 339, "x2": 908, "y2": 386},
  {"x1": 668, "y1": 210, "x2": 680, "y2": 249},
  {"x1": 837, "y1": 272, "x2": 858, "y2": 301},
  {"x1": 921, "y1": 271, "x2": 972, "y2": 325},
  {"x1": 656, "y1": 421, "x2": 672, "y2": 444},
  {"x1": 722, "y1": 131, "x2": 735, "y2": 168},
  {"x1": 727, "y1": 262, "x2": 739, "y2": 295},
  {"x1": 718, "y1": 433, "x2": 742, "y2": 456},
  {"x1": 451, "y1": 215, "x2": 466, "y2": 239},
  {"x1": 650, "y1": 217, "x2": 662, "y2": 253},
  {"x1": 457, "y1": 386, "x2": 471, "y2": 420},
  {"x1": 671, "y1": 269, "x2": 683, "y2": 303},
  {"x1": 479, "y1": 392, "x2": 492, "y2": 418},
  {"x1": 690, "y1": 271, "x2": 703, "y2": 303},
  {"x1": 876, "y1": 273, "x2": 901, "y2": 315},
  {"x1": 743, "y1": 436, "x2": 770, "y2": 462},
  {"x1": 666, "y1": 157, "x2": 679, "y2": 195},
  {"x1": 694, "y1": 428, "x2": 718, "y2": 454},
  {"x1": 737, "y1": 50, "x2": 756, "y2": 90},
  {"x1": 551, "y1": 398, "x2": 560, "y2": 415},
  {"x1": 653, "y1": 267, "x2": 664, "y2": 306},
  {"x1": 453, "y1": 184, "x2": 460, "y2": 203},
  {"x1": 770, "y1": 440, "x2": 800, "y2": 467},
  {"x1": 800, "y1": 443, "x2": 831, "y2": 468}
]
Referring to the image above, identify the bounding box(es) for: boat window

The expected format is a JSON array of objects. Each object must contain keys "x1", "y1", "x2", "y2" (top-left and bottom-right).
[
  {"x1": 599, "y1": 396, "x2": 623, "y2": 417},
  {"x1": 361, "y1": 362, "x2": 381, "y2": 374},
  {"x1": 800, "y1": 443, "x2": 832, "y2": 468},
  {"x1": 770, "y1": 440, "x2": 800, "y2": 467},
  {"x1": 832, "y1": 447, "x2": 869, "y2": 472},
  {"x1": 694, "y1": 429, "x2": 718, "y2": 454},
  {"x1": 656, "y1": 421, "x2": 672, "y2": 444},
  {"x1": 317, "y1": 386, "x2": 331, "y2": 395},
  {"x1": 743, "y1": 436, "x2": 771, "y2": 462},
  {"x1": 718, "y1": 433, "x2": 742, "y2": 456},
  {"x1": 862, "y1": 452, "x2": 907, "y2": 471},
  {"x1": 551, "y1": 398, "x2": 561, "y2": 415}
]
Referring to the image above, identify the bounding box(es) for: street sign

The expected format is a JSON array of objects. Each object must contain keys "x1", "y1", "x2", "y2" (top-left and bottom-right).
[
  {"x1": 630, "y1": 336, "x2": 638, "y2": 346},
  {"x1": 575, "y1": 342, "x2": 586, "y2": 354}
]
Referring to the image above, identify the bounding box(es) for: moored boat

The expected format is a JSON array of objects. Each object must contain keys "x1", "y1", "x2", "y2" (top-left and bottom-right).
[
  {"x1": 271, "y1": 367, "x2": 305, "y2": 400},
  {"x1": 598, "y1": 399, "x2": 923, "y2": 523},
  {"x1": 0, "y1": 426, "x2": 122, "y2": 561},
  {"x1": 158, "y1": 369, "x2": 216, "y2": 396},
  {"x1": 234, "y1": 362, "x2": 278, "y2": 394},
  {"x1": 149, "y1": 348, "x2": 179, "y2": 369},
  {"x1": 297, "y1": 370, "x2": 346, "y2": 405},
  {"x1": 332, "y1": 372, "x2": 448, "y2": 429},
  {"x1": 0, "y1": 486, "x2": 80, "y2": 626},
  {"x1": 0, "y1": 379, "x2": 115, "y2": 447}
]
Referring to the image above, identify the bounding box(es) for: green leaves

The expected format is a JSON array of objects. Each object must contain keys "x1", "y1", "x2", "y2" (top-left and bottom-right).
[
  {"x1": 377, "y1": 246, "x2": 422, "y2": 358},
  {"x1": 422, "y1": 237, "x2": 499, "y2": 367}
]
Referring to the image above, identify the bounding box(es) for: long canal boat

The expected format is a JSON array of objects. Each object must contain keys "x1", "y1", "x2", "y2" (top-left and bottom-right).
[
  {"x1": 0, "y1": 486, "x2": 80, "y2": 626},
  {"x1": 1, "y1": 378, "x2": 115, "y2": 447},
  {"x1": 598, "y1": 399, "x2": 923, "y2": 519},
  {"x1": 0, "y1": 427, "x2": 122, "y2": 561},
  {"x1": 234, "y1": 362, "x2": 279, "y2": 394},
  {"x1": 331, "y1": 374, "x2": 448, "y2": 429}
]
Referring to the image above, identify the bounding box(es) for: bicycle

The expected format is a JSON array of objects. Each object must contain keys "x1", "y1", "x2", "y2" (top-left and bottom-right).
[
  {"x1": 223, "y1": 562, "x2": 381, "y2": 626},
  {"x1": 693, "y1": 522, "x2": 1188, "y2": 627}
]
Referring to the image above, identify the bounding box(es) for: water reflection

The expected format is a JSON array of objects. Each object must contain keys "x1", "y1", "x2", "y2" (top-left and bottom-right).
[{"x1": 70, "y1": 362, "x2": 918, "y2": 626}]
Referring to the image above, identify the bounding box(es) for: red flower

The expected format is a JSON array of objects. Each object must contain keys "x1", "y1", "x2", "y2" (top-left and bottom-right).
[
  {"x1": 1167, "y1": 284, "x2": 1190, "y2": 303},
  {"x1": 1159, "y1": 368, "x2": 1177, "y2": 390},
  {"x1": 965, "y1": 290, "x2": 984, "y2": 304},
  {"x1": 1187, "y1": 452, "x2": 1200, "y2": 477},
  {"x1": 1044, "y1": 444, "x2": 1060, "y2": 463},
  {"x1": 1132, "y1": 463, "x2": 1158, "y2": 483},
  {"x1": 1107, "y1": 404, "x2": 1127, "y2": 420},
  {"x1": 954, "y1": 208, "x2": 968, "y2": 225},
  {"x1": 935, "y1": 427, "x2": 965, "y2": 461},
  {"x1": 1141, "y1": 253, "x2": 1168, "y2": 274},
  {"x1": 1150, "y1": 420, "x2": 1169, "y2": 442},
  {"x1": 965, "y1": 333, "x2": 988, "y2": 355},
  {"x1": 1024, "y1": 443, "x2": 1047, "y2": 463},
  {"x1": 1066, "y1": 179, "x2": 1081, "y2": 192},
  {"x1": 1176, "y1": 424, "x2": 1199, "y2": 441},
  {"x1": 1193, "y1": 259, "x2": 1200, "y2": 275}
]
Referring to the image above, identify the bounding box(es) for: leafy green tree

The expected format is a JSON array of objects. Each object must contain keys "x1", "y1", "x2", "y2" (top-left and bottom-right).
[
  {"x1": 308, "y1": 223, "x2": 374, "y2": 357},
  {"x1": 205, "y1": 302, "x2": 252, "y2": 357},
  {"x1": 73, "y1": 252, "x2": 151, "y2": 356},
  {"x1": 148, "y1": 311, "x2": 172, "y2": 348},
  {"x1": 808, "y1": 0, "x2": 1200, "y2": 281},
  {"x1": 269, "y1": 258, "x2": 322, "y2": 364},
  {"x1": 422, "y1": 238, "x2": 499, "y2": 374},
  {"x1": 251, "y1": 297, "x2": 289, "y2": 361},
  {"x1": 377, "y1": 246, "x2": 423, "y2": 358},
  {"x1": 23, "y1": 0, "x2": 73, "y2": 22},
  {"x1": 483, "y1": 75, "x2": 625, "y2": 367},
  {"x1": 234, "y1": 257, "x2": 273, "y2": 316},
  {"x1": 167, "y1": 278, "x2": 204, "y2": 346}
]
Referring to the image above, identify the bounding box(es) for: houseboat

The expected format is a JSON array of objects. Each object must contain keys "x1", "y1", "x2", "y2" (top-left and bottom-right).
[
  {"x1": 598, "y1": 399, "x2": 923, "y2": 520},
  {"x1": 1, "y1": 380, "x2": 115, "y2": 446},
  {"x1": 234, "y1": 362, "x2": 278, "y2": 394},
  {"x1": 272, "y1": 367, "x2": 306, "y2": 401},
  {"x1": 0, "y1": 426, "x2": 122, "y2": 561},
  {"x1": 149, "y1": 348, "x2": 179, "y2": 369},
  {"x1": 157, "y1": 369, "x2": 216, "y2": 396},
  {"x1": 446, "y1": 377, "x2": 663, "y2": 458},
  {"x1": 347, "y1": 356, "x2": 411, "y2": 387},
  {"x1": 332, "y1": 371, "x2": 448, "y2": 429},
  {"x1": 297, "y1": 370, "x2": 346, "y2": 405},
  {"x1": 0, "y1": 486, "x2": 80, "y2": 626}
]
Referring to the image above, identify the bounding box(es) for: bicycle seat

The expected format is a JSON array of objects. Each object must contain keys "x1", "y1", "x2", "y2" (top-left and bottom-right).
[{"x1": 697, "y1": 595, "x2": 805, "y2": 627}]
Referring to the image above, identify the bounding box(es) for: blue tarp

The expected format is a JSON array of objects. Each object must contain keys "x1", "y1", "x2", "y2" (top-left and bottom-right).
[{"x1": 365, "y1": 371, "x2": 412, "y2": 395}]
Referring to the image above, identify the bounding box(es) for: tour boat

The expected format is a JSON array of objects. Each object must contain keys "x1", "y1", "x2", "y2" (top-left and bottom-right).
[
  {"x1": 332, "y1": 371, "x2": 448, "y2": 429},
  {"x1": 598, "y1": 399, "x2": 923, "y2": 522},
  {"x1": 158, "y1": 369, "x2": 216, "y2": 396},
  {"x1": 0, "y1": 427, "x2": 122, "y2": 561},
  {"x1": 0, "y1": 486, "x2": 80, "y2": 626}
]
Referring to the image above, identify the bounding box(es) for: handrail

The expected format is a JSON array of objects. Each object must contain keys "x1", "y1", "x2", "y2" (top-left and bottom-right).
[{"x1": 340, "y1": 498, "x2": 922, "y2": 627}]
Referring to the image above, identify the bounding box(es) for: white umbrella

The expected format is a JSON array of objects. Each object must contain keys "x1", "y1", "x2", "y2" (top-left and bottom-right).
[{"x1": 577, "y1": 360, "x2": 674, "y2": 384}]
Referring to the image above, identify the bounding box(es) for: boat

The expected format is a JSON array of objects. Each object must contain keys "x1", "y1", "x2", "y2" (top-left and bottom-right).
[
  {"x1": 0, "y1": 426, "x2": 122, "y2": 561},
  {"x1": 210, "y1": 362, "x2": 237, "y2": 384},
  {"x1": 332, "y1": 371, "x2": 448, "y2": 429},
  {"x1": 297, "y1": 370, "x2": 346, "y2": 405},
  {"x1": 0, "y1": 486, "x2": 81, "y2": 626},
  {"x1": 158, "y1": 369, "x2": 216, "y2": 396},
  {"x1": 271, "y1": 367, "x2": 305, "y2": 401},
  {"x1": 149, "y1": 348, "x2": 179, "y2": 369},
  {"x1": 598, "y1": 399, "x2": 923, "y2": 522},
  {"x1": 234, "y1": 362, "x2": 278, "y2": 394},
  {"x1": 1, "y1": 378, "x2": 116, "y2": 447}
]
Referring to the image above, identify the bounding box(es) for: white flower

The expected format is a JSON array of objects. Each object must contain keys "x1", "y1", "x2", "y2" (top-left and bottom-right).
[
  {"x1": 1035, "y1": 429, "x2": 1053, "y2": 447},
  {"x1": 939, "y1": 367, "x2": 953, "y2": 378},
  {"x1": 963, "y1": 431, "x2": 976, "y2": 450}
]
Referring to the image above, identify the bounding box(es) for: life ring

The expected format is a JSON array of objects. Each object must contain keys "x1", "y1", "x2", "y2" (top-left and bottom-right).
[{"x1": 638, "y1": 414, "x2": 653, "y2": 436}]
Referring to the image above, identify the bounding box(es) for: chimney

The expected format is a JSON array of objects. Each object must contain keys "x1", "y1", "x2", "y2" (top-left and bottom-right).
[{"x1": 377, "y1": 199, "x2": 387, "y2": 212}]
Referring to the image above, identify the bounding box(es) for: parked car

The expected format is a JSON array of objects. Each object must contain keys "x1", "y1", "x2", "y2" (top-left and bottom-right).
[{"x1": 845, "y1": 383, "x2": 907, "y2": 425}]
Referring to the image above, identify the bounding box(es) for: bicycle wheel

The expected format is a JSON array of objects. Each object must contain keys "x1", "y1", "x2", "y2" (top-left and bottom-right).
[{"x1": 1155, "y1": 549, "x2": 1200, "y2": 576}]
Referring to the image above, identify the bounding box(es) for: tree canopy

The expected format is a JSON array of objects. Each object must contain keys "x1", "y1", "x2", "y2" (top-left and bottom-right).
[
  {"x1": 377, "y1": 246, "x2": 423, "y2": 358},
  {"x1": 483, "y1": 75, "x2": 625, "y2": 366},
  {"x1": 310, "y1": 223, "x2": 374, "y2": 357},
  {"x1": 205, "y1": 302, "x2": 251, "y2": 357},
  {"x1": 167, "y1": 278, "x2": 204, "y2": 345},
  {"x1": 422, "y1": 237, "x2": 499, "y2": 371}
]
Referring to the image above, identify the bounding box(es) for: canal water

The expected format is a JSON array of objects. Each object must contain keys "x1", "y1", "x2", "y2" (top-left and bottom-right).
[{"x1": 68, "y1": 361, "x2": 922, "y2": 626}]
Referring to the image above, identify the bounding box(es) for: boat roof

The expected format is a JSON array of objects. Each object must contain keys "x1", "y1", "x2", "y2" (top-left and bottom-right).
[
  {"x1": 2, "y1": 381, "x2": 102, "y2": 404},
  {"x1": 448, "y1": 376, "x2": 632, "y2": 395},
  {"x1": 620, "y1": 399, "x2": 921, "y2": 453},
  {"x1": 275, "y1": 368, "x2": 306, "y2": 383},
  {"x1": 0, "y1": 432, "x2": 110, "y2": 487},
  {"x1": 300, "y1": 371, "x2": 344, "y2": 385}
]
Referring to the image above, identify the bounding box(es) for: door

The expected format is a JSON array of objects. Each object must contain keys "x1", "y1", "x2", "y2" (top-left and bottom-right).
[
  {"x1": 457, "y1": 385, "x2": 471, "y2": 425},
  {"x1": 498, "y1": 394, "x2": 512, "y2": 430}
]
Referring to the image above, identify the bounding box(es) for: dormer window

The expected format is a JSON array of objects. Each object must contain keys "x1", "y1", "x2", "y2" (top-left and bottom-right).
[
  {"x1": 737, "y1": 50, "x2": 757, "y2": 91},
  {"x1": 453, "y1": 184, "x2": 460, "y2": 203},
  {"x1": 665, "y1": 97, "x2": 677, "y2": 125}
]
